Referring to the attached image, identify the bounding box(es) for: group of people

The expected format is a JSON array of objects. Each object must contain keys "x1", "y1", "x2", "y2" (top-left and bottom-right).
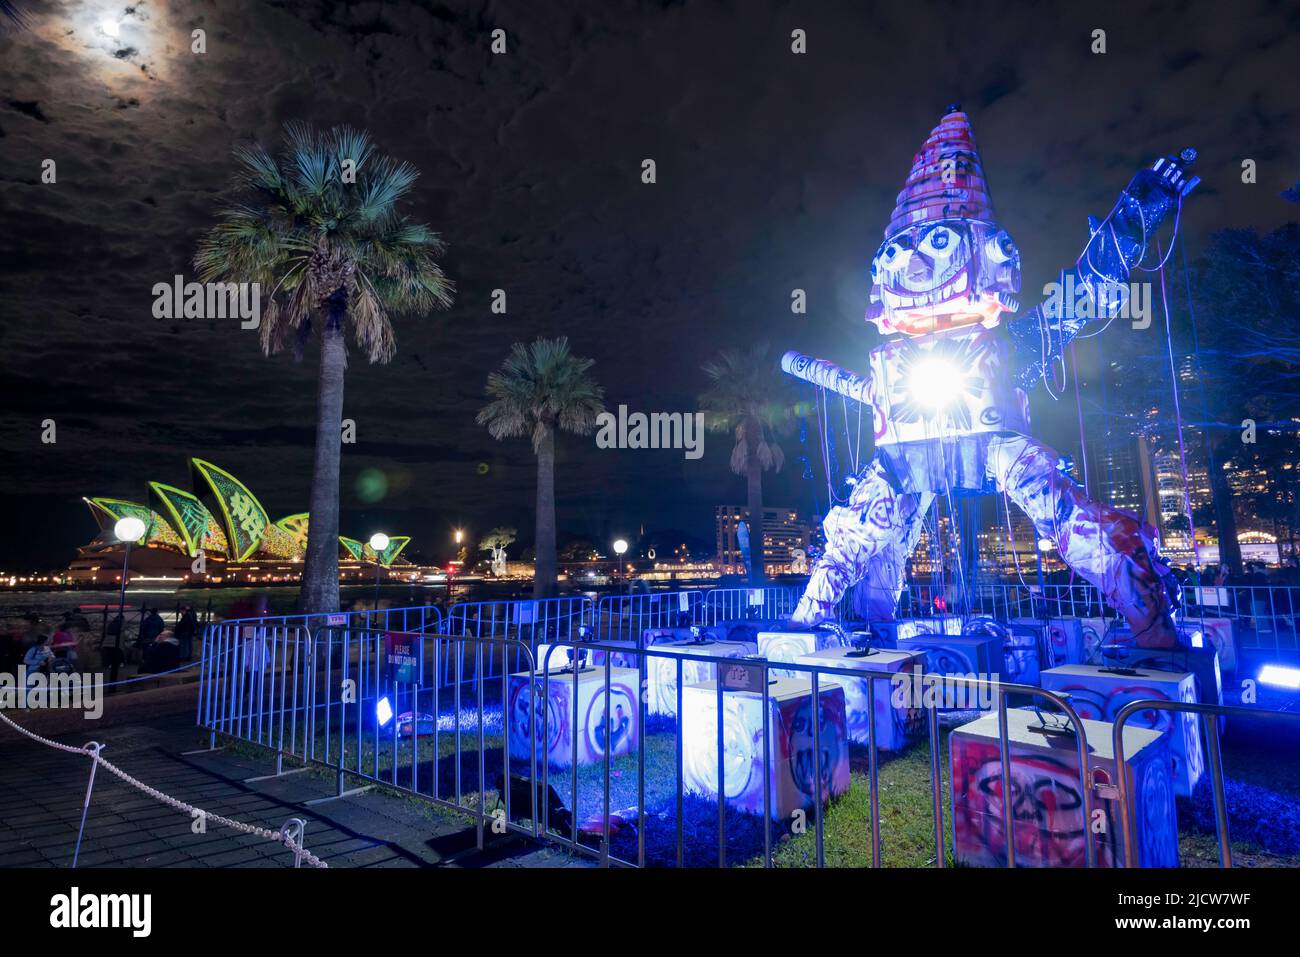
[{"x1": 0, "y1": 605, "x2": 201, "y2": 684}]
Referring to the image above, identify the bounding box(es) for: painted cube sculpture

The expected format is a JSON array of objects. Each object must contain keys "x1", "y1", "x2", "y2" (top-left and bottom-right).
[
  {"x1": 506, "y1": 665, "x2": 640, "y2": 768},
  {"x1": 1039, "y1": 664, "x2": 1203, "y2": 797},
  {"x1": 757, "y1": 630, "x2": 842, "y2": 678},
  {"x1": 1080, "y1": 617, "x2": 1122, "y2": 665},
  {"x1": 794, "y1": 647, "x2": 926, "y2": 751},
  {"x1": 950, "y1": 708, "x2": 1178, "y2": 868},
  {"x1": 1183, "y1": 618, "x2": 1237, "y2": 674},
  {"x1": 643, "y1": 638, "x2": 759, "y2": 717},
  {"x1": 682, "y1": 678, "x2": 850, "y2": 821},
  {"x1": 1001, "y1": 622, "x2": 1043, "y2": 686},
  {"x1": 867, "y1": 616, "x2": 965, "y2": 647},
  {"x1": 896, "y1": 633, "x2": 1000, "y2": 680},
  {"x1": 1013, "y1": 617, "x2": 1086, "y2": 667},
  {"x1": 1101, "y1": 642, "x2": 1225, "y2": 712}
]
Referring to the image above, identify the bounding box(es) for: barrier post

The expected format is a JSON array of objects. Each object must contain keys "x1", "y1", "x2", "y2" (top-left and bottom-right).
[{"x1": 72, "y1": 742, "x2": 104, "y2": 869}]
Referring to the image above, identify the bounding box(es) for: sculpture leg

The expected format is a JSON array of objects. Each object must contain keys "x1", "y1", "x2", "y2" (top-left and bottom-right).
[
  {"x1": 792, "y1": 458, "x2": 932, "y2": 626},
  {"x1": 987, "y1": 435, "x2": 1178, "y2": 649},
  {"x1": 850, "y1": 492, "x2": 935, "y2": 619}
]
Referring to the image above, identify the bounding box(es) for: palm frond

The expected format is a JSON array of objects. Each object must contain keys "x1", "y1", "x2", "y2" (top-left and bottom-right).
[
  {"x1": 478, "y1": 337, "x2": 606, "y2": 454},
  {"x1": 195, "y1": 121, "x2": 453, "y2": 362},
  {"x1": 698, "y1": 342, "x2": 793, "y2": 475}
]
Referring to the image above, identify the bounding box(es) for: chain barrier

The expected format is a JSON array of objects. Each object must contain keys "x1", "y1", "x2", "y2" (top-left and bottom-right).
[{"x1": 0, "y1": 709, "x2": 327, "y2": 868}]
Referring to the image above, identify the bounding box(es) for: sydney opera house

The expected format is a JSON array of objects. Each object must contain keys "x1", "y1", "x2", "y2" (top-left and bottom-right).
[{"x1": 66, "y1": 458, "x2": 414, "y2": 586}]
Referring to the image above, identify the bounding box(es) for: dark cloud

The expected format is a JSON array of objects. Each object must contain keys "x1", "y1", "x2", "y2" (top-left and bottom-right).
[{"x1": 0, "y1": 0, "x2": 1297, "y2": 567}]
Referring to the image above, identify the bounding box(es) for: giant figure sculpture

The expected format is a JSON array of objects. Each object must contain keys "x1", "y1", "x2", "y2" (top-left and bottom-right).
[{"x1": 782, "y1": 107, "x2": 1198, "y2": 648}]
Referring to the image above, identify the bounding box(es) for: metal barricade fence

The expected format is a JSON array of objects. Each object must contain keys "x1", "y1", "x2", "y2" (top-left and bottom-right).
[
  {"x1": 214, "y1": 604, "x2": 445, "y2": 637},
  {"x1": 443, "y1": 597, "x2": 594, "y2": 690},
  {"x1": 1183, "y1": 585, "x2": 1300, "y2": 654},
  {"x1": 701, "y1": 585, "x2": 802, "y2": 623},
  {"x1": 528, "y1": 639, "x2": 1098, "y2": 868},
  {"x1": 594, "y1": 590, "x2": 703, "y2": 642},
  {"x1": 198, "y1": 623, "x2": 540, "y2": 846},
  {"x1": 1112, "y1": 698, "x2": 1300, "y2": 868},
  {"x1": 197, "y1": 620, "x2": 315, "y2": 767},
  {"x1": 197, "y1": 618, "x2": 1296, "y2": 869}
]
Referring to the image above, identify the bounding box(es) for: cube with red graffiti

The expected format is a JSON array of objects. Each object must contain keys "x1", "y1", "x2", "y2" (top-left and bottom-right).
[
  {"x1": 681, "y1": 677, "x2": 850, "y2": 821},
  {"x1": 506, "y1": 664, "x2": 640, "y2": 768},
  {"x1": 794, "y1": 646, "x2": 926, "y2": 751},
  {"x1": 950, "y1": 708, "x2": 1178, "y2": 867},
  {"x1": 1040, "y1": 664, "x2": 1203, "y2": 797}
]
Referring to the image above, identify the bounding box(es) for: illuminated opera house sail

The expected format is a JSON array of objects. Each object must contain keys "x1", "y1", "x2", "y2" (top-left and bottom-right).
[{"x1": 68, "y1": 458, "x2": 412, "y2": 585}]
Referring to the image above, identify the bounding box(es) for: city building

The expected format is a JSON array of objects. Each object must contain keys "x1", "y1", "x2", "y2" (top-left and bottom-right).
[{"x1": 715, "y1": 505, "x2": 811, "y2": 576}]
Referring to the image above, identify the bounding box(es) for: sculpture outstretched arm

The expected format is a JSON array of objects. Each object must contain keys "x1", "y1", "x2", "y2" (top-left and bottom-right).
[
  {"x1": 1006, "y1": 149, "x2": 1200, "y2": 389},
  {"x1": 781, "y1": 350, "x2": 873, "y2": 408}
]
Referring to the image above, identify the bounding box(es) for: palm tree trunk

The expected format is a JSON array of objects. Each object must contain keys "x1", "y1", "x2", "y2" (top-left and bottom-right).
[
  {"x1": 746, "y1": 446, "x2": 765, "y2": 586},
  {"x1": 534, "y1": 426, "x2": 557, "y2": 599},
  {"x1": 299, "y1": 311, "x2": 346, "y2": 614}
]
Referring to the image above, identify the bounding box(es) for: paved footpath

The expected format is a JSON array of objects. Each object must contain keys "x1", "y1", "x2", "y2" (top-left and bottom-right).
[{"x1": 0, "y1": 684, "x2": 586, "y2": 869}]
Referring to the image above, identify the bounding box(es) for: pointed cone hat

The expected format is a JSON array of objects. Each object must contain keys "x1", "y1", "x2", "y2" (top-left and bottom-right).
[{"x1": 885, "y1": 104, "x2": 996, "y2": 239}]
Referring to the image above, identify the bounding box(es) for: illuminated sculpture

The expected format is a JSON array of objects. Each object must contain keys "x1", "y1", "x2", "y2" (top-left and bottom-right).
[{"x1": 783, "y1": 107, "x2": 1198, "y2": 648}]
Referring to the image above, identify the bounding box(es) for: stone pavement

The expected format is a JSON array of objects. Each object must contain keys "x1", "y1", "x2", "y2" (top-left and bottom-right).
[{"x1": 0, "y1": 688, "x2": 588, "y2": 869}]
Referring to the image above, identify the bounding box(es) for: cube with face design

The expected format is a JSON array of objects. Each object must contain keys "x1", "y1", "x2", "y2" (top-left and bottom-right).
[{"x1": 868, "y1": 219, "x2": 1021, "y2": 336}]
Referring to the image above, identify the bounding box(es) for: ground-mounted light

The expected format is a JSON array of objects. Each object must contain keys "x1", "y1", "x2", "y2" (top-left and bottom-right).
[
  {"x1": 376, "y1": 695, "x2": 394, "y2": 727},
  {"x1": 1258, "y1": 664, "x2": 1300, "y2": 690}
]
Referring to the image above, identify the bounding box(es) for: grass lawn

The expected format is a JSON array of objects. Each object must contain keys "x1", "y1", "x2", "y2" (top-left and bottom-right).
[{"x1": 226, "y1": 688, "x2": 1300, "y2": 868}]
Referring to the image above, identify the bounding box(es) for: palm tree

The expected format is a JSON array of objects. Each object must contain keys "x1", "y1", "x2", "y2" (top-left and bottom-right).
[
  {"x1": 195, "y1": 123, "x2": 453, "y2": 614},
  {"x1": 700, "y1": 343, "x2": 793, "y2": 585},
  {"x1": 477, "y1": 338, "x2": 605, "y2": 598}
]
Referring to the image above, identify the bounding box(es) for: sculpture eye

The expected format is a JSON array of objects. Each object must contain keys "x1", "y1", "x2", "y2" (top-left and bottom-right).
[
  {"x1": 984, "y1": 229, "x2": 1016, "y2": 263},
  {"x1": 920, "y1": 226, "x2": 956, "y2": 257},
  {"x1": 882, "y1": 243, "x2": 900, "y2": 262}
]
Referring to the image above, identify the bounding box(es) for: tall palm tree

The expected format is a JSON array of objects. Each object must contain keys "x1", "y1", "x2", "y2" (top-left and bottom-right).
[
  {"x1": 477, "y1": 338, "x2": 605, "y2": 598},
  {"x1": 700, "y1": 343, "x2": 793, "y2": 585},
  {"x1": 195, "y1": 123, "x2": 453, "y2": 614}
]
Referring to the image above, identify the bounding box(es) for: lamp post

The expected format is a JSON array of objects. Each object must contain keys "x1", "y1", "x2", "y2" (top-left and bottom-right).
[
  {"x1": 613, "y1": 539, "x2": 628, "y2": 593},
  {"x1": 111, "y1": 516, "x2": 146, "y2": 687},
  {"x1": 369, "y1": 533, "x2": 389, "y2": 619},
  {"x1": 451, "y1": 529, "x2": 464, "y2": 604}
]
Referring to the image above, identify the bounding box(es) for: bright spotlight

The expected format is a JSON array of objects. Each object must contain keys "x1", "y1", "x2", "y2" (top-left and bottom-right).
[
  {"x1": 1037, "y1": 538, "x2": 1055, "y2": 551},
  {"x1": 369, "y1": 532, "x2": 390, "y2": 552},
  {"x1": 99, "y1": 18, "x2": 121, "y2": 38},
  {"x1": 907, "y1": 357, "x2": 963, "y2": 411},
  {"x1": 1258, "y1": 664, "x2": 1300, "y2": 690},
  {"x1": 1189, "y1": 630, "x2": 1205, "y2": 649},
  {"x1": 376, "y1": 695, "x2": 394, "y2": 727},
  {"x1": 613, "y1": 539, "x2": 628, "y2": 556},
  {"x1": 114, "y1": 516, "x2": 146, "y2": 543}
]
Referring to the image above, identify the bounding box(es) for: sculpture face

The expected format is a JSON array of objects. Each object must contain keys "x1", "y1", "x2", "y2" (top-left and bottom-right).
[{"x1": 868, "y1": 219, "x2": 1021, "y2": 336}]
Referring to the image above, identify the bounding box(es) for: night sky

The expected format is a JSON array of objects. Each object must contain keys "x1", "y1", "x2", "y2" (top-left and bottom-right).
[{"x1": 1, "y1": 0, "x2": 1297, "y2": 570}]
